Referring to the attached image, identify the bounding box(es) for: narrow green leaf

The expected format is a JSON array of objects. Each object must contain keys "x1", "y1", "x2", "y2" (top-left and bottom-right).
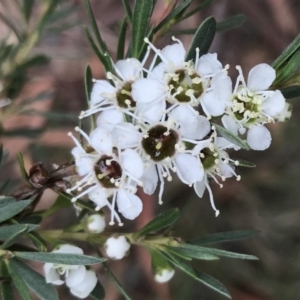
[
  {"x1": 189, "y1": 230, "x2": 259, "y2": 245},
  {"x1": 216, "y1": 14, "x2": 245, "y2": 32},
  {"x1": 8, "y1": 258, "x2": 59, "y2": 300},
  {"x1": 6, "y1": 260, "x2": 33, "y2": 300},
  {"x1": 280, "y1": 85, "x2": 300, "y2": 98},
  {"x1": 38, "y1": 0, "x2": 60, "y2": 30},
  {"x1": 84, "y1": 0, "x2": 108, "y2": 53},
  {"x1": 0, "y1": 196, "x2": 15, "y2": 208},
  {"x1": 41, "y1": 194, "x2": 71, "y2": 218},
  {"x1": 185, "y1": 17, "x2": 216, "y2": 62},
  {"x1": 167, "y1": 245, "x2": 219, "y2": 260},
  {"x1": 15, "y1": 251, "x2": 106, "y2": 265},
  {"x1": 122, "y1": 0, "x2": 132, "y2": 23},
  {"x1": 0, "y1": 199, "x2": 33, "y2": 223},
  {"x1": 137, "y1": 208, "x2": 180, "y2": 237},
  {"x1": 0, "y1": 225, "x2": 28, "y2": 249},
  {"x1": 0, "y1": 144, "x2": 3, "y2": 165},
  {"x1": 181, "y1": 0, "x2": 218, "y2": 21},
  {"x1": 0, "y1": 224, "x2": 39, "y2": 241},
  {"x1": 132, "y1": 0, "x2": 155, "y2": 58},
  {"x1": 83, "y1": 26, "x2": 111, "y2": 72},
  {"x1": 85, "y1": 64, "x2": 93, "y2": 103},
  {"x1": 2, "y1": 128, "x2": 44, "y2": 138},
  {"x1": 27, "y1": 232, "x2": 47, "y2": 252},
  {"x1": 23, "y1": 0, "x2": 35, "y2": 23},
  {"x1": 272, "y1": 33, "x2": 300, "y2": 70},
  {"x1": 274, "y1": 49, "x2": 300, "y2": 85},
  {"x1": 76, "y1": 199, "x2": 97, "y2": 212},
  {"x1": 18, "y1": 55, "x2": 50, "y2": 70},
  {"x1": 90, "y1": 282, "x2": 105, "y2": 300},
  {"x1": 138, "y1": 26, "x2": 154, "y2": 60},
  {"x1": 235, "y1": 159, "x2": 256, "y2": 168},
  {"x1": 154, "y1": 0, "x2": 192, "y2": 33},
  {"x1": 117, "y1": 18, "x2": 128, "y2": 60},
  {"x1": 17, "y1": 152, "x2": 28, "y2": 181},
  {"x1": 212, "y1": 123, "x2": 250, "y2": 150},
  {"x1": 1, "y1": 261, "x2": 15, "y2": 300}
]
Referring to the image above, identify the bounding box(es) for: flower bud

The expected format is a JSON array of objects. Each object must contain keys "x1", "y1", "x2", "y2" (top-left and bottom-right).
[
  {"x1": 154, "y1": 268, "x2": 175, "y2": 283},
  {"x1": 104, "y1": 236, "x2": 130, "y2": 260},
  {"x1": 86, "y1": 214, "x2": 106, "y2": 234},
  {"x1": 151, "y1": 250, "x2": 175, "y2": 283}
]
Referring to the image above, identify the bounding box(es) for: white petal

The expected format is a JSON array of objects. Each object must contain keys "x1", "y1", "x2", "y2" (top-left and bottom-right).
[
  {"x1": 174, "y1": 153, "x2": 204, "y2": 184},
  {"x1": 96, "y1": 109, "x2": 124, "y2": 132},
  {"x1": 90, "y1": 128, "x2": 113, "y2": 153},
  {"x1": 194, "y1": 179, "x2": 206, "y2": 198},
  {"x1": 262, "y1": 90, "x2": 285, "y2": 116},
  {"x1": 112, "y1": 122, "x2": 141, "y2": 148},
  {"x1": 72, "y1": 147, "x2": 94, "y2": 176},
  {"x1": 216, "y1": 137, "x2": 239, "y2": 150},
  {"x1": 221, "y1": 115, "x2": 239, "y2": 136},
  {"x1": 196, "y1": 53, "x2": 223, "y2": 76},
  {"x1": 247, "y1": 125, "x2": 271, "y2": 151},
  {"x1": 169, "y1": 105, "x2": 197, "y2": 132},
  {"x1": 137, "y1": 100, "x2": 165, "y2": 123},
  {"x1": 44, "y1": 263, "x2": 64, "y2": 285},
  {"x1": 91, "y1": 80, "x2": 116, "y2": 105},
  {"x1": 115, "y1": 58, "x2": 142, "y2": 81},
  {"x1": 247, "y1": 63, "x2": 276, "y2": 91},
  {"x1": 132, "y1": 78, "x2": 167, "y2": 104},
  {"x1": 141, "y1": 164, "x2": 158, "y2": 195},
  {"x1": 217, "y1": 162, "x2": 234, "y2": 178},
  {"x1": 117, "y1": 190, "x2": 143, "y2": 220},
  {"x1": 121, "y1": 149, "x2": 144, "y2": 179},
  {"x1": 182, "y1": 115, "x2": 211, "y2": 140},
  {"x1": 161, "y1": 43, "x2": 186, "y2": 69},
  {"x1": 211, "y1": 72, "x2": 232, "y2": 102},
  {"x1": 70, "y1": 270, "x2": 98, "y2": 299},
  {"x1": 89, "y1": 187, "x2": 109, "y2": 208},
  {"x1": 66, "y1": 266, "x2": 87, "y2": 288},
  {"x1": 53, "y1": 244, "x2": 83, "y2": 255},
  {"x1": 201, "y1": 90, "x2": 226, "y2": 116},
  {"x1": 149, "y1": 62, "x2": 166, "y2": 79}
]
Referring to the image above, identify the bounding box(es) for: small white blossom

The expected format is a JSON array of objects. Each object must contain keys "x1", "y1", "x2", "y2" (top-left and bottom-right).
[
  {"x1": 43, "y1": 244, "x2": 97, "y2": 299},
  {"x1": 86, "y1": 214, "x2": 106, "y2": 234},
  {"x1": 105, "y1": 236, "x2": 131, "y2": 260},
  {"x1": 154, "y1": 268, "x2": 175, "y2": 283}
]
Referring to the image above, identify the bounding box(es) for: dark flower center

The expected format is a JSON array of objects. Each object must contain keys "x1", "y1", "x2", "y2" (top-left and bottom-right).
[
  {"x1": 142, "y1": 125, "x2": 179, "y2": 162},
  {"x1": 200, "y1": 148, "x2": 218, "y2": 170},
  {"x1": 116, "y1": 82, "x2": 136, "y2": 108}
]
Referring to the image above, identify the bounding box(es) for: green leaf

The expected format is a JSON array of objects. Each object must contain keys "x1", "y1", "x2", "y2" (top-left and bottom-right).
[
  {"x1": 235, "y1": 159, "x2": 256, "y2": 168},
  {"x1": 0, "y1": 144, "x2": 3, "y2": 166},
  {"x1": 117, "y1": 18, "x2": 128, "y2": 60},
  {"x1": 274, "y1": 49, "x2": 300, "y2": 85},
  {"x1": 154, "y1": 0, "x2": 192, "y2": 33},
  {"x1": 188, "y1": 230, "x2": 260, "y2": 245},
  {"x1": 280, "y1": 85, "x2": 300, "y2": 98},
  {"x1": 132, "y1": 0, "x2": 155, "y2": 58},
  {"x1": 85, "y1": 64, "x2": 93, "y2": 103},
  {"x1": 216, "y1": 14, "x2": 245, "y2": 32},
  {"x1": 18, "y1": 55, "x2": 50, "y2": 70},
  {"x1": 167, "y1": 245, "x2": 219, "y2": 260},
  {"x1": 1, "y1": 261, "x2": 15, "y2": 300},
  {"x1": 272, "y1": 33, "x2": 300, "y2": 70},
  {"x1": 0, "y1": 224, "x2": 38, "y2": 241},
  {"x1": 84, "y1": 0, "x2": 108, "y2": 53},
  {"x1": 22, "y1": 0, "x2": 35, "y2": 23},
  {"x1": 122, "y1": 0, "x2": 132, "y2": 23},
  {"x1": 181, "y1": 0, "x2": 218, "y2": 21},
  {"x1": 212, "y1": 123, "x2": 250, "y2": 150},
  {"x1": 138, "y1": 26, "x2": 154, "y2": 61},
  {"x1": 137, "y1": 208, "x2": 180, "y2": 237},
  {"x1": 27, "y1": 232, "x2": 47, "y2": 252},
  {"x1": 90, "y1": 282, "x2": 105, "y2": 300},
  {"x1": 8, "y1": 258, "x2": 59, "y2": 300},
  {"x1": 38, "y1": 0, "x2": 60, "y2": 30},
  {"x1": 6, "y1": 260, "x2": 33, "y2": 300},
  {"x1": 41, "y1": 195, "x2": 71, "y2": 219},
  {"x1": 17, "y1": 152, "x2": 29, "y2": 181},
  {"x1": 76, "y1": 199, "x2": 97, "y2": 212},
  {"x1": 2, "y1": 128, "x2": 44, "y2": 138},
  {"x1": 15, "y1": 251, "x2": 106, "y2": 265},
  {"x1": 0, "y1": 225, "x2": 28, "y2": 249},
  {"x1": 185, "y1": 17, "x2": 216, "y2": 62},
  {"x1": 0, "y1": 199, "x2": 33, "y2": 224}
]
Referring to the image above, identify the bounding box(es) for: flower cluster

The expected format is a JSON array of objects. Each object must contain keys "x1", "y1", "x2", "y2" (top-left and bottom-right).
[
  {"x1": 68, "y1": 37, "x2": 291, "y2": 224},
  {"x1": 43, "y1": 244, "x2": 97, "y2": 299}
]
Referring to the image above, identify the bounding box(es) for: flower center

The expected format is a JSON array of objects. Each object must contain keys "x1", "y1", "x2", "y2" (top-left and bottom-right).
[
  {"x1": 142, "y1": 125, "x2": 179, "y2": 162},
  {"x1": 94, "y1": 155, "x2": 123, "y2": 188},
  {"x1": 168, "y1": 69, "x2": 204, "y2": 103},
  {"x1": 201, "y1": 147, "x2": 218, "y2": 170},
  {"x1": 116, "y1": 82, "x2": 136, "y2": 108},
  {"x1": 232, "y1": 87, "x2": 262, "y2": 123}
]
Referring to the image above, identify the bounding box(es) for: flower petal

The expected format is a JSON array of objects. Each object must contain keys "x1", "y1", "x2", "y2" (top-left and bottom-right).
[
  {"x1": 174, "y1": 153, "x2": 204, "y2": 184},
  {"x1": 161, "y1": 43, "x2": 186, "y2": 69},
  {"x1": 53, "y1": 244, "x2": 83, "y2": 255},
  {"x1": 121, "y1": 149, "x2": 144, "y2": 179},
  {"x1": 194, "y1": 179, "x2": 206, "y2": 198},
  {"x1": 90, "y1": 127, "x2": 113, "y2": 154},
  {"x1": 66, "y1": 266, "x2": 87, "y2": 288},
  {"x1": 137, "y1": 100, "x2": 165, "y2": 123},
  {"x1": 91, "y1": 80, "x2": 116, "y2": 105},
  {"x1": 89, "y1": 187, "x2": 109, "y2": 209},
  {"x1": 141, "y1": 164, "x2": 158, "y2": 195},
  {"x1": 262, "y1": 90, "x2": 285, "y2": 117},
  {"x1": 183, "y1": 115, "x2": 211, "y2": 140},
  {"x1": 196, "y1": 53, "x2": 223, "y2": 76},
  {"x1": 72, "y1": 147, "x2": 94, "y2": 176},
  {"x1": 247, "y1": 125, "x2": 271, "y2": 151},
  {"x1": 44, "y1": 263, "x2": 64, "y2": 285},
  {"x1": 247, "y1": 63, "x2": 276, "y2": 91},
  {"x1": 117, "y1": 190, "x2": 143, "y2": 220},
  {"x1": 217, "y1": 162, "x2": 234, "y2": 178},
  {"x1": 211, "y1": 72, "x2": 232, "y2": 102},
  {"x1": 112, "y1": 122, "x2": 141, "y2": 148},
  {"x1": 201, "y1": 90, "x2": 226, "y2": 117},
  {"x1": 70, "y1": 270, "x2": 98, "y2": 299},
  {"x1": 115, "y1": 58, "x2": 142, "y2": 81},
  {"x1": 97, "y1": 109, "x2": 124, "y2": 132},
  {"x1": 221, "y1": 115, "x2": 239, "y2": 136}
]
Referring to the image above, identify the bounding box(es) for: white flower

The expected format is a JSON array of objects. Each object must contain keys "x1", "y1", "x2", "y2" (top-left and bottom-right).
[
  {"x1": 86, "y1": 214, "x2": 106, "y2": 234},
  {"x1": 154, "y1": 268, "x2": 175, "y2": 283},
  {"x1": 68, "y1": 126, "x2": 144, "y2": 225},
  {"x1": 105, "y1": 236, "x2": 131, "y2": 260},
  {"x1": 43, "y1": 244, "x2": 97, "y2": 299},
  {"x1": 193, "y1": 133, "x2": 241, "y2": 216},
  {"x1": 131, "y1": 37, "x2": 231, "y2": 122},
  {"x1": 222, "y1": 64, "x2": 286, "y2": 151},
  {"x1": 79, "y1": 57, "x2": 147, "y2": 120}
]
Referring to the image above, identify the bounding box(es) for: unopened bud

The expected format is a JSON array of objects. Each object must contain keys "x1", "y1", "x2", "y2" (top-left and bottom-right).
[
  {"x1": 86, "y1": 214, "x2": 106, "y2": 234},
  {"x1": 104, "y1": 236, "x2": 130, "y2": 260}
]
